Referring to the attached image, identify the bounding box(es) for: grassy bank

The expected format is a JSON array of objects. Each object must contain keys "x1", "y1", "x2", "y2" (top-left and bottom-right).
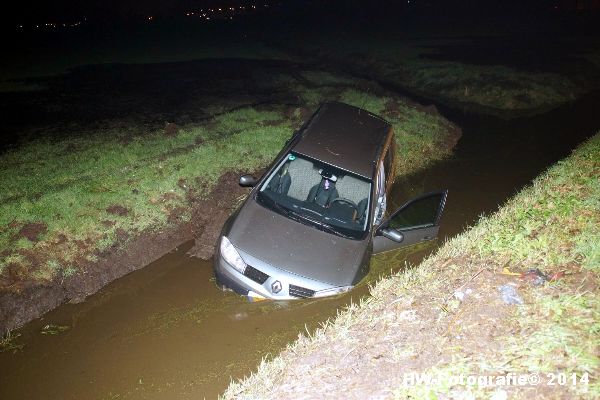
[
  {"x1": 223, "y1": 132, "x2": 600, "y2": 399},
  {"x1": 277, "y1": 34, "x2": 600, "y2": 116},
  {"x1": 0, "y1": 67, "x2": 458, "y2": 294}
]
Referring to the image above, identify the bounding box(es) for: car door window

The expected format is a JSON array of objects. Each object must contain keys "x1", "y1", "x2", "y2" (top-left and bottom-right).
[
  {"x1": 388, "y1": 192, "x2": 446, "y2": 231},
  {"x1": 373, "y1": 190, "x2": 447, "y2": 254}
]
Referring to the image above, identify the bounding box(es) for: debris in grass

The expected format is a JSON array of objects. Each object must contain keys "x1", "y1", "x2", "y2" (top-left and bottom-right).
[
  {"x1": 520, "y1": 268, "x2": 548, "y2": 286},
  {"x1": 548, "y1": 271, "x2": 566, "y2": 281},
  {"x1": 454, "y1": 288, "x2": 473, "y2": 302},
  {"x1": 499, "y1": 284, "x2": 524, "y2": 305},
  {"x1": 501, "y1": 266, "x2": 521, "y2": 276},
  {"x1": 40, "y1": 324, "x2": 70, "y2": 335}
]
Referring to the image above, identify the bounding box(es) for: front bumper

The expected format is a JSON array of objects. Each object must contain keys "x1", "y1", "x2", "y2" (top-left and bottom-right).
[{"x1": 213, "y1": 245, "x2": 346, "y2": 300}]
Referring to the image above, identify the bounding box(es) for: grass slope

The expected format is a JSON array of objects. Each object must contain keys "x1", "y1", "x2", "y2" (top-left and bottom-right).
[
  {"x1": 0, "y1": 69, "x2": 458, "y2": 290},
  {"x1": 223, "y1": 132, "x2": 600, "y2": 399}
]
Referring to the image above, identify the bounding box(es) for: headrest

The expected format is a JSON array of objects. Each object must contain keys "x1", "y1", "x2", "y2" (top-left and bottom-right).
[{"x1": 318, "y1": 168, "x2": 337, "y2": 182}]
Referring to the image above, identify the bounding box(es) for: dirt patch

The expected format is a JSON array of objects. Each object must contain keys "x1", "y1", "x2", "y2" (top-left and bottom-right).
[
  {"x1": 17, "y1": 222, "x2": 47, "y2": 242},
  {"x1": 186, "y1": 170, "x2": 257, "y2": 260},
  {"x1": 1, "y1": 263, "x2": 30, "y2": 288},
  {"x1": 167, "y1": 206, "x2": 188, "y2": 224},
  {"x1": 106, "y1": 204, "x2": 129, "y2": 216},
  {"x1": 163, "y1": 122, "x2": 181, "y2": 136}
]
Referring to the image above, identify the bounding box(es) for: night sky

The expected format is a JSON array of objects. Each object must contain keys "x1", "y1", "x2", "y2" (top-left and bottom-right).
[{"x1": 7, "y1": 0, "x2": 577, "y2": 25}]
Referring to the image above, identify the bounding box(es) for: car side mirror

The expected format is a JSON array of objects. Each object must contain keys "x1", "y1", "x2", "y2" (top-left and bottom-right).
[
  {"x1": 379, "y1": 228, "x2": 404, "y2": 243},
  {"x1": 239, "y1": 174, "x2": 257, "y2": 187}
]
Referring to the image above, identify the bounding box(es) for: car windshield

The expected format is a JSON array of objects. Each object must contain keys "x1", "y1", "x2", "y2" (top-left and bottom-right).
[{"x1": 256, "y1": 153, "x2": 372, "y2": 240}]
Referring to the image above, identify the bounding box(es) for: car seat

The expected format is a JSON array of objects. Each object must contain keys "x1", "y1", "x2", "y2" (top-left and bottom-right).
[
  {"x1": 307, "y1": 178, "x2": 339, "y2": 207},
  {"x1": 268, "y1": 161, "x2": 291, "y2": 195}
]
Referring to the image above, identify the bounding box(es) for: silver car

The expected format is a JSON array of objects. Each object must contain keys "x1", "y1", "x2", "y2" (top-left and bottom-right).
[{"x1": 214, "y1": 102, "x2": 447, "y2": 300}]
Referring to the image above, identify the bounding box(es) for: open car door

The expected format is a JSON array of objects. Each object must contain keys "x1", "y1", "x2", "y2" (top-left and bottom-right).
[{"x1": 373, "y1": 190, "x2": 448, "y2": 254}]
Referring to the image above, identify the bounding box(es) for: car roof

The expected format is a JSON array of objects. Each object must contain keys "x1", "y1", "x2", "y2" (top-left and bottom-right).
[{"x1": 292, "y1": 102, "x2": 392, "y2": 179}]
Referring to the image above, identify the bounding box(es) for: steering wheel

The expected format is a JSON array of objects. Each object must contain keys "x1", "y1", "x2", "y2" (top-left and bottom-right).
[{"x1": 330, "y1": 197, "x2": 359, "y2": 212}]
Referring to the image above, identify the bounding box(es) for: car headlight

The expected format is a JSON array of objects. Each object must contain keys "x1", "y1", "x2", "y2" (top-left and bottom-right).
[
  {"x1": 220, "y1": 236, "x2": 246, "y2": 274},
  {"x1": 314, "y1": 286, "x2": 353, "y2": 298}
]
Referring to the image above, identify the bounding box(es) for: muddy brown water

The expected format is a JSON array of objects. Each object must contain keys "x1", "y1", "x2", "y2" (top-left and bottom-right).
[{"x1": 1, "y1": 91, "x2": 599, "y2": 399}]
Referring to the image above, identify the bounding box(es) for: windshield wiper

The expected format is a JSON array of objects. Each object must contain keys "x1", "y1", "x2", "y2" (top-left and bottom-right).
[
  {"x1": 291, "y1": 211, "x2": 353, "y2": 239},
  {"x1": 258, "y1": 192, "x2": 290, "y2": 215}
]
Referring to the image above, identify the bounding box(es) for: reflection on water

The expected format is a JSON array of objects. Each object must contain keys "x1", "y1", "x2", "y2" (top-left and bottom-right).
[{"x1": 1, "y1": 91, "x2": 599, "y2": 399}]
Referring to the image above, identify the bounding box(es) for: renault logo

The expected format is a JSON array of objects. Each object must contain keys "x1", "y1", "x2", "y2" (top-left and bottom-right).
[{"x1": 271, "y1": 280, "x2": 282, "y2": 294}]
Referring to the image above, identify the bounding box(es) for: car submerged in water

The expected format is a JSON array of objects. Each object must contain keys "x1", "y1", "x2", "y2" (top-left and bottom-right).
[{"x1": 214, "y1": 102, "x2": 448, "y2": 300}]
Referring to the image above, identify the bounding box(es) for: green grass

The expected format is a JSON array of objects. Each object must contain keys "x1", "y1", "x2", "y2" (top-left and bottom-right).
[
  {"x1": 0, "y1": 108, "x2": 296, "y2": 281},
  {"x1": 0, "y1": 69, "x2": 458, "y2": 286},
  {"x1": 222, "y1": 133, "x2": 600, "y2": 399}
]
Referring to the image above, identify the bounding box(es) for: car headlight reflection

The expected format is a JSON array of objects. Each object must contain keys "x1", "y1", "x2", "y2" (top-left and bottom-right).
[
  {"x1": 314, "y1": 286, "x2": 353, "y2": 298},
  {"x1": 220, "y1": 236, "x2": 247, "y2": 274}
]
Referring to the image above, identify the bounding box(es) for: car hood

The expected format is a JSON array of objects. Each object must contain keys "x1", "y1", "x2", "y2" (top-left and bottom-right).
[{"x1": 227, "y1": 199, "x2": 368, "y2": 287}]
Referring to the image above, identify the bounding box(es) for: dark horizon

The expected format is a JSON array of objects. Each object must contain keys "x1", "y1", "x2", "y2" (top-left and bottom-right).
[{"x1": 7, "y1": 0, "x2": 599, "y2": 25}]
